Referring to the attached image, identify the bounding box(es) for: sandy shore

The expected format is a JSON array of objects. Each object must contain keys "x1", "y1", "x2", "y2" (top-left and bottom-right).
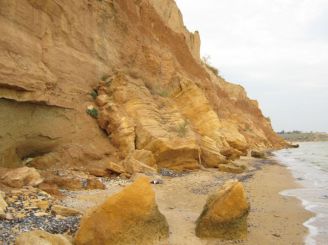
[
  {"x1": 241, "y1": 162, "x2": 312, "y2": 245},
  {"x1": 60, "y1": 157, "x2": 312, "y2": 245},
  {"x1": 154, "y1": 159, "x2": 312, "y2": 245}
]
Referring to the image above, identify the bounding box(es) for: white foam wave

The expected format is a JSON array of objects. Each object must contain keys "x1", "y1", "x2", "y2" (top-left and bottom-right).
[{"x1": 275, "y1": 142, "x2": 328, "y2": 245}]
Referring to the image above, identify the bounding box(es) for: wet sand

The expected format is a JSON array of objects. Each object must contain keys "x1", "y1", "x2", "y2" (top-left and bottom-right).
[
  {"x1": 241, "y1": 163, "x2": 312, "y2": 245},
  {"x1": 61, "y1": 158, "x2": 313, "y2": 245}
]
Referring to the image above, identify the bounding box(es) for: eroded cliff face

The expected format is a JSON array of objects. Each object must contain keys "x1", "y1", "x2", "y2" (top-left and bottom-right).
[{"x1": 0, "y1": 0, "x2": 286, "y2": 171}]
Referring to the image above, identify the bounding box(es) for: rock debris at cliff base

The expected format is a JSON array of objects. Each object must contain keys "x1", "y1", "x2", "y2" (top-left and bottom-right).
[{"x1": 0, "y1": 188, "x2": 80, "y2": 245}]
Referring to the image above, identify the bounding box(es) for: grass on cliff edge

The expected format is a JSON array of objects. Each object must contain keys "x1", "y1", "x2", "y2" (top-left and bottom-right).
[
  {"x1": 90, "y1": 89, "x2": 98, "y2": 100},
  {"x1": 86, "y1": 108, "x2": 98, "y2": 118},
  {"x1": 176, "y1": 121, "x2": 188, "y2": 137},
  {"x1": 202, "y1": 55, "x2": 219, "y2": 76}
]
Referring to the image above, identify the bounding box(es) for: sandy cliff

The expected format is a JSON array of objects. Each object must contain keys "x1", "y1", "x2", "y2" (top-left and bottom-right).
[{"x1": 0, "y1": 0, "x2": 286, "y2": 172}]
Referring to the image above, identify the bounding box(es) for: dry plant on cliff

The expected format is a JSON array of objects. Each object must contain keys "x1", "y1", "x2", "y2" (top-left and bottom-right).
[{"x1": 202, "y1": 55, "x2": 219, "y2": 76}]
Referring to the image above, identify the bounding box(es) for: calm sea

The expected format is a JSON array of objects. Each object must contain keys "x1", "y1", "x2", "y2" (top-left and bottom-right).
[{"x1": 275, "y1": 142, "x2": 328, "y2": 245}]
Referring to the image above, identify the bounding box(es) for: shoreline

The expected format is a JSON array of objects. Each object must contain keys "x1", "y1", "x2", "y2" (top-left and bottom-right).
[
  {"x1": 57, "y1": 157, "x2": 314, "y2": 245},
  {"x1": 153, "y1": 158, "x2": 313, "y2": 245},
  {"x1": 275, "y1": 142, "x2": 328, "y2": 245},
  {"x1": 241, "y1": 160, "x2": 313, "y2": 245}
]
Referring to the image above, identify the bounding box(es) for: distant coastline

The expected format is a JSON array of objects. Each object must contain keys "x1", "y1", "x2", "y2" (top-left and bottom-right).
[{"x1": 277, "y1": 131, "x2": 328, "y2": 142}]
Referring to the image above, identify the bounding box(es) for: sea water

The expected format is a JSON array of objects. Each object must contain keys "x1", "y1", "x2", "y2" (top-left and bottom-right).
[{"x1": 275, "y1": 142, "x2": 328, "y2": 245}]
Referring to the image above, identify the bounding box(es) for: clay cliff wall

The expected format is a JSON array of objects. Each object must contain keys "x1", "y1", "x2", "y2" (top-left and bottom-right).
[{"x1": 0, "y1": 0, "x2": 286, "y2": 171}]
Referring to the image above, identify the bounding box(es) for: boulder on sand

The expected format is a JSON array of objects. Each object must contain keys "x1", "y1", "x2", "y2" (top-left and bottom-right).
[
  {"x1": 196, "y1": 180, "x2": 250, "y2": 239},
  {"x1": 15, "y1": 230, "x2": 72, "y2": 245},
  {"x1": 1, "y1": 167, "x2": 43, "y2": 188},
  {"x1": 75, "y1": 177, "x2": 169, "y2": 245},
  {"x1": 251, "y1": 150, "x2": 266, "y2": 159},
  {"x1": 218, "y1": 162, "x2": 245, "y2": 174}
]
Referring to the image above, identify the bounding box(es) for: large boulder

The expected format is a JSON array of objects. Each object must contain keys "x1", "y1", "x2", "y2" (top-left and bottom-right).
[
  {"x1": 196, "y1": 180, "x2": 250, "y2": 239},
  {"x1": 15, "y1": 230, "x2": 72, "y2": 245},
  {"x1": 251, "y1": 150, "x2": 266, "y2": 159},
  {"x1": 200, "y1": 136, "x2": 227, "y2": 168},
  {"x1": 218, "y1": 162, "x2": 245, "y2": 174},
  {"x1": 1, "y1": 167, "x2": 43, "y2": 188},
  {"x1": 129, "y1": 150, "x2": 157, "y2": 168},
  {"x1": 123, "y1": 152, "x2": 157, "y2": 175},
  {"x1": 75, "y1": 177, "x2": 169, "y2": 245},
  {"x1": 86, "y1": 161, "x2": 126, "y2": 177}
]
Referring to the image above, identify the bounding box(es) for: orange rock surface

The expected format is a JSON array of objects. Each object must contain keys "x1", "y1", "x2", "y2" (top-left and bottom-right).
[
  {"x1": 75, "y1": 177, "x2": 169, "y2": 245},
  {"x1": 196, "y1": 180, "x2": 250, "y2": 239},
  {"x1": 0, "y1": 0, "x2": 286, "y2": 172},
  {"x1": 15, "y1": 230, "x2": 72, "y2": 245},
  {"x1": 1, "y1": 167, "x2": 43, "y2": 188}
]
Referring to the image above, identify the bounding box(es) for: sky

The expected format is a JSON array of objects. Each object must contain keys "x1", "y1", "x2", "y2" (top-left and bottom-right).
[{"x1": 175, "y1": 0, "x2": 328, "y2": 132}]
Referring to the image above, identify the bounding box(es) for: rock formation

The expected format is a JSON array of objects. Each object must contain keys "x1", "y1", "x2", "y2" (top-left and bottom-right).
[
  {"x1": 0, "y1": 0, "x2": 286, "y2": 173},
  {"x1": 0, "y1": 191, "x2": 7, "y2": 218},
  {"x1": 15, "y1": 230, "x2": 72, "y2": 245},
  {"x1": 218, "y1": 162, "x2": 246, "y2": 174},
  {"x1": 75, "y1": 177, "x2": 169, "y2": 245},
  {"x1": 196, "y1": 180, "x2": 250, "y2": 239},
  {"x1": 251, "y1": 150, "x2": 267, "y2": 159},
  {"x1": 0, "y1": 167, "x2": 43, "y2": 188},
  {"x1": 51, "y1": 205, "x2": 81, "y2": 217},
  {"x1": 1, "y1": 187, "x2": 81, "y2": 242}
]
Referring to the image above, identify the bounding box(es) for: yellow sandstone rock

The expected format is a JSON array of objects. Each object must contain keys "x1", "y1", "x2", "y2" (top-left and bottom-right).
[
  {"x1": 196, "y1": 180, "x2": 250, "y2": 239},
  {"x1": 34, "y1": 212, "x2": 49, "y2": 217},
  {"x1": 105, "y1": 161, "x2": 126, "y2": 174},
  {"x1": 15, "y1": 212, "x2": 27, "y2": 219},
  {"x1": 0, "y1": 191, "x2": 7, "y2": 218},
  {"x1": 34, "y1": 200, "x2": 50, "y2": 211},
  {"x1": 0, "y1": 191, "x2": 7, "y2": 209},
  {"x1": 251, "y1": 150, "x2": 267, "y2": 158},
  {"x1": 129, "y1": 150, "x2": 157, "y2": 168},
  {"x1": 15, "y1": 230, "x2": 72, "y2": 245},
  {"x1": 218, "y1": 163, "x2": 246, "y2": 174},
  {"x1": 123, "y1": 150, "x2": 158, "y2": 174},
  {"x1": 51, "y1": 205, "x2": 81, "y2": 217},
  {"x1": 1, "y1": 167, "x2": 43, "y2": 188},
  {"x1": 75, "y1": 177, "x2": 169, "y2": 245},
  {"x1": 0, "y1": 0, "x2": 286, "y2": 174}
]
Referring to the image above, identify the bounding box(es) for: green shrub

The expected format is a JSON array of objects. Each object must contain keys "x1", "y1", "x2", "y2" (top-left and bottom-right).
[
  {"x1": 100, "y1": 74, "x2": 112, "y2": 87},
  {"x1": 177, "y1": 121, "x2": 188, "y2": 137},
  {"x1": 101, "y1": 74, "x2": 110, "y2": 81},
  {"x1": 158, "y1": 90, "x2": 169, "y2": 97},
  {"x1": 202, "y1": 55, "x2": 219, "y2": 76},
  {"x1": 86, "y1": 108, "x2": 98, "y2": 118},
  {"x1": 90, "y1": 89, "x2": 98, "y2": 99}
]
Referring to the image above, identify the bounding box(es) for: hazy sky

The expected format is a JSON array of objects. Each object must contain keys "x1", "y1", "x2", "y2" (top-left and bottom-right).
[{"x1": 175, "y1": 0, "x2": 328, "y2": 132}]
